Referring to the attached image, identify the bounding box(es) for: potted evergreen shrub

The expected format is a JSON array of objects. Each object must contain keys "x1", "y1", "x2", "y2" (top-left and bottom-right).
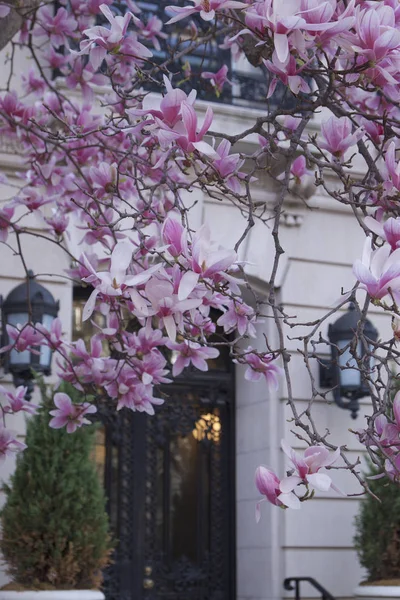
[
  {"x1": 0, "y1": 382, "x2": 112, "y2": 599},
  {"x1": 354, "y1": 463, "x2": 400, "y2": 600}
]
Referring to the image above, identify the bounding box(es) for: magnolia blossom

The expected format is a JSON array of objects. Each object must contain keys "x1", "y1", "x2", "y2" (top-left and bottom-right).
[
  {"x1": 145, "y1": 277, "x2": 202, "y2": 341},
  {"x1": 320, "y1": 116, "x2": 364, "y2": 159},
  {"x1": 353, "y1": 237, "x2": 400, "y2": 303},
  {"x1": 0, "y1": 385, "x2": 38, "y2": 415},
  {"x1": 167, "y1": 340, "x2": 220, "y2": 377},
  {"x1": 0, "y1": 426, "x2": 27, "y2": 462},
  {"x1": 218, "y1": 300, "x2": 257, "y2": 337},
  {"x1": 0, "y1": 323, "x2": 44, "y2": 354},
  {"x1": 255, "y1": 466, "x2": 300, "y2": 520},
  {"x1": 49, "y1": 392, "x2": 97, "y2": 433},
  {"x1": 264, "y1": 55, "x2": 311, "y2": 98},
  {"x1": 34, "y1": 6, "x2": 78, "y2": 48},
  {"x1": 240, "y1": 347, "x2": 283, "y2": 390},
  {"x1": 201, "y1": 65, "x2": 231, "y2": 96},
  {"x1": 105, "y1": 367, "x2": 164, "y2": 415},
  {"x1": 166, "y1": 0, "x2": 247, "y2": 24},
  {"x1": 280, "y1": 440, "x2": 341, "y2": 494},
  {"x1": 364, "y1": 215, "x2": 400, "y2": 251},
  {"x1": 189, "y1": 224, "x2": 237, "y2": 280},
  {"x1": 290, "y1": 155, "x2": 311, "y2": 184},
  {"x1": 0, "y1": 203, "x2": 14, "y2": 243},
  {"x1": 82, "y1": 241, "x2": 161, "y2": 320},
  {"x1": 76, "y1": 4, "x2": 151, "y2": 69}
]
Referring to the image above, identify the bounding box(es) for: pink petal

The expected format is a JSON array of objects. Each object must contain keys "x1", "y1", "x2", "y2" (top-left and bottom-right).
[
  {"x1": 110, "y1": 241, "x2": 133, "y2": 280},
  {"x1": 279, "y1": 475, "x2": 302, "y2": 493},
  {"x1": 393, "y1": 391, "x2": 400, "y2": 425},
  {"x1": 278, "y1": 492, "x2": 301, "y2": 509},
  {"x1": 178, "y1": 271, "x2": 199, "y2": 301},
  {"x1": 306, "y1": 472, "x2": 332, "y2": 491},
  {"x1": 200, "y1": 9, "x2": 215, "y2": 20},
  {"x1": 83, "y1": 289, "x2": 99, "y2": 322},
  {"x1": 274, "y1": 33, "x2": 289, "y2": 63},
  {"x1": 54, "y1": 392, "x2": 72, "y2": 411},
  {"x1": 198, "y1": 106, "x2": 213, "y2": 139},
  {"x1": 163, "y1": 315, "x2": 177, "y2": 341}
]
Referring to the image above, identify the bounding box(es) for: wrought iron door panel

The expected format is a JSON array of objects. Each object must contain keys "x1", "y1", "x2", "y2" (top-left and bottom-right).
[
  {"x1": 141, "y1": 384, "x2": 233, "y2": 600},
  {"x1": 99, "y1": 377, "x2": 235, "y2": 600}
]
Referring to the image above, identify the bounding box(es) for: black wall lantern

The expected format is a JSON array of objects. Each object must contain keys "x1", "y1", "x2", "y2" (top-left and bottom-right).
[
  {"x1": 1, "y1": 271, "x2": 59, "y2": 400},
  {"x1": 320, "y1": 303, "x2": 378, "y2": 419}
]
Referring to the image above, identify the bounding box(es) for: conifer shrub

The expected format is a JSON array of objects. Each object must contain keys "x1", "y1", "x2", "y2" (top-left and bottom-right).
[
  {"x1": 0, "y1": 380, "x2": 112, "y2": 590},
  {"x1": 354, "y1": 463, "x2": 400, "y2": 584}
]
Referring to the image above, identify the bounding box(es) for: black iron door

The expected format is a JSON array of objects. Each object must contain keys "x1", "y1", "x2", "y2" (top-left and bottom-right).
[{"x1": 97, "y1": 373, "x2": 235, "y2": 600}]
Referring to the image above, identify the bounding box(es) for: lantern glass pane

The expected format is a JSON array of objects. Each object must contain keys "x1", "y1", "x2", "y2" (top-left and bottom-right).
[
  {"x1": 337, "y1": 339, "x2": 361, "y2": 388},
  {"x1": 40, "y1": 314, "x2": 55, "y2": 367},
  {"x1": 7, "y1": 312, "x2": 30, "y2": 366}
]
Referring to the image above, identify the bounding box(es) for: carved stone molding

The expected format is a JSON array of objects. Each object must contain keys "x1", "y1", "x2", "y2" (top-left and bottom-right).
[{"x1": 281, "y1": 212, "x2": 304, "y2": 227}]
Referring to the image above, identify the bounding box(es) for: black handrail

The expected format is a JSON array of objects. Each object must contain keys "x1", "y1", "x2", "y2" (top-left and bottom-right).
[{"x1": 284, "y1": 577, "x2": 336, "y2": 600}]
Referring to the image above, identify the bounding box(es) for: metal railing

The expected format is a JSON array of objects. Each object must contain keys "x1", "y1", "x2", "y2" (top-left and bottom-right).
[{"x1": 284, "y1": 577, "x2": 336, "y2": 600}]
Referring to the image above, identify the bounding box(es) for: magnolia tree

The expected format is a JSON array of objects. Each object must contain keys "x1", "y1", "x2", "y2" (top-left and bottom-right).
[{"x1": 0, "y1": 0, "x2": 400, "y2": 512}]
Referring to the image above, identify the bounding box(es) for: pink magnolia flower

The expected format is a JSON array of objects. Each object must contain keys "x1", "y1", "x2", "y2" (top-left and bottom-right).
[
  {"x1": 49, "y1": 392, "x2": 97, "y2": 433},
  {"x1": 384, "y1": 453, "x2": 400, "y2": 481},
  {"x1": 352, "y1": 6, "x2": 400, "y2": 64},
  {"x1": 290, "y1": 155, "x2": 311, "y2": 184},
  {"x1": 166, "y1": 0, "x2": 247, "y2": 24},
  {"x1": 77, "y1": 4, "x2": 151, "y2": 70},
  {"x1": 22, "y1": 68, "x2": 46, "y2": 96},
  {"x1": 201, "y1": 65, "x2": 231, "y2": 96},
  {"x1": 134, "y1": 14, "x2": 167, "y2": 51},
  {"x1": 264, "y1": 55, "x2": 311, "y2": 98},
  {"x1": 70, "y1": 335, "x2": 115, "y2": 387},
  {"x1": 35, "y1": 5, "x2": 78, "y2": 48},
  {"x1": 105, "y1": 367, "x2": 164, "y2": 415},
  {"x1": 132, "y1": 352, "x2": 171, "y2": 386},
  {"x1": 167, "y1": 340, "x2": 220, "y2": 376},
  {"x1": 0, "y1": 385, "x2": 38, "y2": 415},
  {"x1": 217, "y1": 300, "x2": 257, "y2": 337},
  {"x1": 353, "y1": 237, "x2": 400, "y2": 302},
  {"x1": 196, "y1": 139, "x2": 246, "y2": 193},
  {"x1": 280, "y1": 440, "x2": 341, "y2": 493},
  {"x1": 245, "y1": 0, "x2": 307, "y2": 64},
  {"x1": 372, "y1": 391, "x2": 400, "y2": 450},
  {"x1": 189, "y1": 223, "x2": 237, "y2": 280},
  {"x1": 0, "y1": 203, "x2": 14, "y2": 243},
  {"x1": 255, "y1": 465, "x2": 300, "y2": 519},
  {"x1": 15, "y1": 188, "x2": 52, "y2": 211},
  {"x1": 45, "y1": 210, "x2": 69, "y2": 237},
  {"x1": 364, "y1": 215, "x2": 400, "y2": 251},
  {"x1": 36, "y1": 317, "x2": 64, "y2": 350},
  {"x1": 0, "y1": 323, "x2": 44, "y2": 354},
  {"x1": 145, "y1": 277, "x2": 202, "y2": 341},
  {"x1": 89, "y1": 161, "x2": 118, "y2": 197},
  {"x1": 129, "y1": 76, "x2": 197, "y2": 129},
  {"x1": 162, "y1": 217, "x2": 186, "y2": 257},
  {"x1": 240, "y1": 347, "x2": 283, "y2": 390},
  {"x1": 320, "y1": 116, "x2": 364, "y2": 159},
  {"x1": 154, "y1": 100, "x2": 214, "y2": 155},
  {"x1": 64, "y1": 58, "x2": 107, "y2": 102},
  {"x1": 82, "y1": 240, "x2": 162, "y2": 320},
  {"x1": 0, "y1": 426, "x2": 26, "y2": 462}
]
